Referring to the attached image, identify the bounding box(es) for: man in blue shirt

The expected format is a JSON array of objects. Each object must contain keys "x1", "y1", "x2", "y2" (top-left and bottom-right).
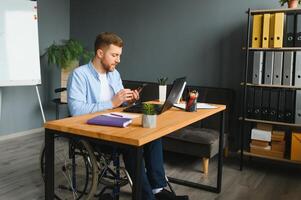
[{"x1": 68, "y1": 32, "x2": 188, "y2": 200}]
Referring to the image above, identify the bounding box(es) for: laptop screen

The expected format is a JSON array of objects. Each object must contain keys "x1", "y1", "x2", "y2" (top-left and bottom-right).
[{"x1": 159, "y1": 77, "x2": 186, "y2": 113}]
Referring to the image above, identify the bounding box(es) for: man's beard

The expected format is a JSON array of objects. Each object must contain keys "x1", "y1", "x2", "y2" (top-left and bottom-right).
[{"x1": 101, "y1": 60, "x2": 115, "y2": 72}]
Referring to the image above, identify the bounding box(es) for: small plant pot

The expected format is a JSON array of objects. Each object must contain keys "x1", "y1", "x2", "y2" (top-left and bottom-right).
[
  {"x1": 142, "y1": 114, "x2": 157, "y2": 128},
  {"x1": 288, "y1": 0, "x2": 298, "y2": 8},
  {"x1": 159, "y1": 85, "x2": 167, "y2": 102}
]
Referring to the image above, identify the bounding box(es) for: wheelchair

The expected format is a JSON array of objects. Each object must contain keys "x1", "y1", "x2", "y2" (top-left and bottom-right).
[
  {"x1": 40, "y1": 88, "x2": 175, "y2": 200},
  {"x1": 40, "y1": 135, "x2": 132, "y2": 200}
]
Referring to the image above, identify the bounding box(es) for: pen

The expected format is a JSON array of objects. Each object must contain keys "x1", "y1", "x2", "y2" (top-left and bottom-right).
[{"x1": 110, "y1": 113, "x2": 123, "y2": 117}]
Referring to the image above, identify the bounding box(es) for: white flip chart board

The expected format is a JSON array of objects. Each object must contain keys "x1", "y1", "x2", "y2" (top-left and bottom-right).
[{"x1": 0, "y1": 0, "x2": 41, "y2": 86}]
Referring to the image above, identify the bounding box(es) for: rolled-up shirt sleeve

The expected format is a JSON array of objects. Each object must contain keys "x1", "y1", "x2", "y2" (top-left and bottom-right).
[{"x1": 67, "y1": 70, "x2": 113, "y2": 116}]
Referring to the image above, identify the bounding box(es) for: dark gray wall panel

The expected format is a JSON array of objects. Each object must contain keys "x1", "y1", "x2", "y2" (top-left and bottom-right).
[{"x1": 70, "y1": 0, "x2": 279, "y2": 88}]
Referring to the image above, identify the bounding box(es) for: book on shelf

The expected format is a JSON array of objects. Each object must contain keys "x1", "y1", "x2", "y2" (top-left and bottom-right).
[
  {"x1": 251, "y1": 139, "x2": 269, "y2": 147},
  {"x1": 250, "y1": 145, "x2": 284, "y2": 158},
  {"x1": 251, "y1": 128, "x2": 272, "y2": 142},
  {"x1": 272, "y1": 130, "x2": 285, "y2": 141},
  {"x1": 271, "y1": 141, "x2": 285, "y2": 152},
  {"x1": 256, "y1": 123, "x2": 273, "y2": 131},
  {"x1": 250, "y1": 144, "x2": 271, "y2": 150}
]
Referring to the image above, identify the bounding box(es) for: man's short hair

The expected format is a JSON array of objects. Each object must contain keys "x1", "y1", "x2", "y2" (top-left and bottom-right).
[{"x1": 94, "y1": 32, "x2": 123, "y2": 54}]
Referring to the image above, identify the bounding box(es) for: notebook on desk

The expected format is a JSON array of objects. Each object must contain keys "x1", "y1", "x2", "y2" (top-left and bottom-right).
[
  {"x1": 123, "y1": 77, "x2": 186, "y2": 114},
  {"x1": 87, "y1": 115, "x2": 132, "y2": 127}
]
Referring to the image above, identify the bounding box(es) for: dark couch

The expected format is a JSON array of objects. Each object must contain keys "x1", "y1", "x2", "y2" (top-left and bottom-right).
[{"x1": 123, "y1": 80, "x2": 235, "y2": 175}]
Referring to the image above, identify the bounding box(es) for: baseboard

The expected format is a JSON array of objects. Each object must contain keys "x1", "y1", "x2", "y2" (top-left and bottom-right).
[{"x1": 0, "y1": 127, "x2": 44, "y2": 141}]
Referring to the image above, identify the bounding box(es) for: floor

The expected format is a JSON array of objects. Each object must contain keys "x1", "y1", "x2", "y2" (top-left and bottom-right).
[{"x1": 0, "y1": 132, "x2": 300, "y2": 200}]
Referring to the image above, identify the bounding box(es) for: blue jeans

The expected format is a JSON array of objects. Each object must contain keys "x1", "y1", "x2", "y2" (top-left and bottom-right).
[{"x1": 122, "y1": 139, "x2": 167, "y2": 200}]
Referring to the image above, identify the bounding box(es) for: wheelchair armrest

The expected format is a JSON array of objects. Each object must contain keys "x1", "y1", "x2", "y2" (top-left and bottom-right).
[{"x1": 54, "y1": 87, "x2": 67, "y2": 93}]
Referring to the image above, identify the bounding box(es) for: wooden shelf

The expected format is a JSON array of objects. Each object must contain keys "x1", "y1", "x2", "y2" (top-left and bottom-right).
[
  {"x1": 239, "y1": 117, "x2": 301, "y2": 127},
  {"x1": 240, "y1": 82, "x2": 301, "y2": 89},
  {"x1": 242, "y1": 151, "x2": 301, "y2": 165},
  {"x1": 249, "y1": 8, "x2": 301, "y2": 15},
  {"x1": 249, "y1": 47, "x2": 301, "y2": 51}
]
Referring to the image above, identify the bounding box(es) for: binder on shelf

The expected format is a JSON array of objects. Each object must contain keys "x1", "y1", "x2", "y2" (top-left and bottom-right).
[
  {"x1": 284, "y1": 90, "x2": 296, "y2": 123},
  {"x1": 269, "y1": 14, "x2": 275, "y2": 48},
  {"x1": 294, "y1": 51, "x2": 301, "y2": 86},
  {"x1": 270, "y1": 89, "x2": 279, "y2": 121},
  {"x1": 246, "y1": 87, "x2": 255, "y2": 118},
  {"x1": 254, "y1": 87, "x2": 262, "y2": 119},
  {"x1": 295, "y1": 90, "x2": 301, "y2": 124},
  {"x1": 278, "y1": 89, "x2": 286, "y2": 122},
  {"x1": 264, "y1": 51, "x2": 274, "y2": 84},
  {"x1": 261, "y1": 88, "x2": 270, "y2": 120},
  {"x1": 284, "y1": 14, "x2": 295, "y2": 47},
  {"x1": 291, "y1": 132, "x2": 301, "y2": 161},
  {"x1": 252, "y1": 14, "x2": 263, "y2": 48},
  {"x1": 283, "y1": 51, "x2": 294, "y2": 86},
  {"x1": 272, "y1": 52, "x2": 283, "y2": 85},
  {"x1": 252, "y1": 51, "x2": 264, "y2": 84},
  {"x1": 295, "y1": 14, "x2": 301, "y2": 47},
  {"x1": 271, "y1": 12, "x2": 284, "y2": 48},
  {"x1": 262, "y1": 14, "x2": 271, "y2": 48}
]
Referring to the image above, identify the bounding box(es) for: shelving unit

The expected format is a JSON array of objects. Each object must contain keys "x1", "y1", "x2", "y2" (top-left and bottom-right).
[
  {"x1": 240, "y1": 82, "x2": 301, "y2": 89},
  {"x1": 240, "y1": 8, "x2": 301, "y2": 170},
  {"x1": 249, "y1": 47, "x2": 301, "y2": 51},
  {"x1": 242, "y1": 151, "x2": 301, "y2": 164},
  {"x1": 239, "y1": 117, "x2": 301, "y2": 127}
]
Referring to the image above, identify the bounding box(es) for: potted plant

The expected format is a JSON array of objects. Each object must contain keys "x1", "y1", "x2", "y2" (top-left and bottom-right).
[
  {"x1": 279, "y1": 0, "x2": 301, "y2": 8},
  {"x1": 46, "y1": 39, "x2": 93, "y2": 102},
  {"x1": 142, "y1": 103, "x2": 157, "y2": 128},
  {"x1": 157, "y1": 77, "x2": 168, "y2": 102}
]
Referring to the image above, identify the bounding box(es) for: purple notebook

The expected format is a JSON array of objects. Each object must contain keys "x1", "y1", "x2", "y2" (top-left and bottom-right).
[{"x1": 87, "y1": 115, "x2": 132, "y2": 128}]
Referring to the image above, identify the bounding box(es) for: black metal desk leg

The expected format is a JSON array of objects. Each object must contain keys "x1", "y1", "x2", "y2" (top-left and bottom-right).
[
  {"x1": 132, "y1": 146, "x2": 143, "y2": 200},
  {"x1": 240, "y1": 121, "x2": 244, "y2": 171},
  {"x1": 167, "y1": 110, "x2": 225, "y2": 193},
  {"x1": 217, "y1": 111, "x2": 225, "y2": 193},
  {"x1": 45, "y1": 129, "x2": 54, "y2": 200}
]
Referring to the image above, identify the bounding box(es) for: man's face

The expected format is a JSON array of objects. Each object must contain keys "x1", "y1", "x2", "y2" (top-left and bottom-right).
[{"x1": 99, "y1": 44, "x2": 122, "y2": 72}]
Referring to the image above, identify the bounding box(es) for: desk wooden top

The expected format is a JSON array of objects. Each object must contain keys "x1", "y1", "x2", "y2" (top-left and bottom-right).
[{"x1": 44, "y1": 104, "x2": 226, "y2": 146}]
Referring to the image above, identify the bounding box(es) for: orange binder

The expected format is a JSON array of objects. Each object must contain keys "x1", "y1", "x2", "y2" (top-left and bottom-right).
[
  {"x1": 291, "y1": 132, "x2": 301, "y2": 161},
  {"x1": 262, "y1": 14, "x2": 270, "y2": 48},
  {"x1": 252, "y1": 14, "x2": 263, "y2": 48}
]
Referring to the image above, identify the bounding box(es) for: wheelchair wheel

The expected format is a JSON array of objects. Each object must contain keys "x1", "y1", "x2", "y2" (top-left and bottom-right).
[
  {"x1": 96, "y1": 152, "x2": 130, "y2": 188},
  {"x1": 40, "y1": 136, "x2": 98, "y2": 200}
]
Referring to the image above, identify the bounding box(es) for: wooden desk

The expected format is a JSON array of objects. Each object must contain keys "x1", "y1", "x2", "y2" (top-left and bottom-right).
[{"x1": 44, "y1": 104, "x2": 226, "y2": 199}]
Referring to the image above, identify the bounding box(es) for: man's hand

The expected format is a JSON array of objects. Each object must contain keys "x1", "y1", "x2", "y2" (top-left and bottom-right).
[
  {"x1": 128, "y1": 89, "x2": 140, "y2": 104},
  {"x1": 112, "y1": 89, "x2": 133, "y2": 108}
]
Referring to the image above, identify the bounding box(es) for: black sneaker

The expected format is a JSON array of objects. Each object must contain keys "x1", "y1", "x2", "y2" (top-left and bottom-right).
[{"x1": 155, "y1": 189, "x2": 189, "y2": 200}]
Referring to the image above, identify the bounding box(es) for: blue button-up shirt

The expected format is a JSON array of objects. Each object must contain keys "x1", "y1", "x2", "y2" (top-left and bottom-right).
[{"x1": 67, "y1": 61, "x2": 124, "y2": 116}]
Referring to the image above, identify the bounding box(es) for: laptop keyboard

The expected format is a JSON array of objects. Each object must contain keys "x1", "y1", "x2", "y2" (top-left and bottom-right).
[{"x1": 123, "y1": 103, "x2": 162, "y2": 114}]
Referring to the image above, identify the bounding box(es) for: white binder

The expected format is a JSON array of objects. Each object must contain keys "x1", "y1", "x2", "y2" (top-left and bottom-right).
[
  {"x1": 273, "y1": 52, "x2": 283, "y2": 85},
  {"x1": 252, "y1": 51, "x2": 264, "y2": 84}
]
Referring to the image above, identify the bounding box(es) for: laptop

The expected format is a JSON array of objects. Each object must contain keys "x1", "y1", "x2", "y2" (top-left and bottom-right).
[{"x1": 123, "y1": 77, "x2": 186, "y2": 114}]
